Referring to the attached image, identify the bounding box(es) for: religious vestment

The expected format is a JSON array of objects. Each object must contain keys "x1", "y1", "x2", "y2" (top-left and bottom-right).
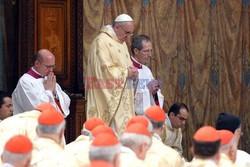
[
  {"x1": 86, "y1": 25, "x2": 135, "y2": 134},
  {"x1": 235, "y1": 150, "x2": 250, "y2": 167},
  {"x1": 30, "y1": 137, "x2": 79, "y2": 167},
  {"x1": 131, "y1": 56, "x2": 164, "y2": 115},
  {"x1": 0, "y1": 110, "x2": 40, "y2": 154},
  {"x1": 12, "y1": 68, "x2": 70, "y2": 117},
  {"x1": 119, "y1": 146, "x2": 146, "y2": 167},
  {"x1": 186, "y1": 158, "x2": 218, "y2": 167},
  {"x1": 65, "y1": 135, "x2": 91, "y2": 167},
  {"x1": 145, "y1": 134, "x2": 184, "y2": 167},
  {"x1": 162, "y1": 115, "x2": 183, "y2": 155},
  {"x1": 218, "y1": 153, "x2": 238, "y2": 167}
]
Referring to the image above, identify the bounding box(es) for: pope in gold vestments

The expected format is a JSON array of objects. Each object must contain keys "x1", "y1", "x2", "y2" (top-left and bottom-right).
[{"x1": 86, "y1": 25, "x2": 135, "y2": 134}]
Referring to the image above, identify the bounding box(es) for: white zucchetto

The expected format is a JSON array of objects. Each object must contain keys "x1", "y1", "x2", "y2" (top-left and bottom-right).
[{"x1": 114, "y1": 14, "x2": 133, "y2": 22}]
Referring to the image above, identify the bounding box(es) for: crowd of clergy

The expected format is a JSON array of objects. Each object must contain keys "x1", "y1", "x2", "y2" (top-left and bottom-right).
[{"x1": 0, "y1": 97, "x2": 249, "y2": 167}]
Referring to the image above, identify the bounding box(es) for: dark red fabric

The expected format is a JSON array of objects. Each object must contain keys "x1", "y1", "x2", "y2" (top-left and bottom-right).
[
  {"x1": 26, "y1": 69, "x2": 42, "y2": 79},
  {"x1": 54, "y1": 98, "x2": 64, "y2": 115},
  {"x1": 153, "y1": 94, "x2": 160, "y2": 106},
  {"x1": 131, "y1": 57, "x2": 142, "y2": 69}
]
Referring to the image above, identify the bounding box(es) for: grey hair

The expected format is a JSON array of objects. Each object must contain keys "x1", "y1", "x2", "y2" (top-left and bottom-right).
[
  {"x1": 81, "y1": 127, "x2": 93, "y2": 141},
  {"x1": 145, "y1": 118, "x2": 154, "y2": 133},
  {"x1": 81, "y1": 127, "x2": 91, "y2": 136},
  {"x1": 146, "y1": 116, "x2": 165, "y2": 129},
  {"x1": 120, "y1": 133, "x2": 152, "y2": 150},
  {"x1": 89, "y1": 144, "x2": 121, "y2": 162},
  {"x1": 1, "y1": 150, "x2": 31, "y2": 164},
  {"x1": 112, "y1": 21, "x2": 127, "y2": 27},
  {"x1": 37, "y1": 120, "x2": 65, "y2": 135}
]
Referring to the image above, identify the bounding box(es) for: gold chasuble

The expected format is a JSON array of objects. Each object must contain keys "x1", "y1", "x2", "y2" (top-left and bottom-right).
[{"x1": 86, "y1": 25, "x2": 135, "y2": 134}]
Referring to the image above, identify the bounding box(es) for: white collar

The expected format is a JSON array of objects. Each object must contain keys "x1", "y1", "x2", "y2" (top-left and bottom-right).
[
  {"x1": 192, "y1": 157, "x2": 218, "y2": 165},
  {"x1": 165, "y1": 114, "x2": 173, "y2": 128},
  {"x1": 31, "y1": 67, "x2": 43, "y2": 76},
  {"x1": 131, "y1": 56, "x2": 144, "y2": 66},
  {"x1": 153, "y1": 133, "x2": 161, "y2": 140},
  {"x1": 106, "y1": 25, "x2": 116, "y2": 36}
]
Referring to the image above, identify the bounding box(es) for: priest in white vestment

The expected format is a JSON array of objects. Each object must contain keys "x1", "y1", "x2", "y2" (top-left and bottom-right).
[
  {"x1": 162, "y1": 103, "x2": 189, "y2": 155},
  {"x1": 85, "y1": 14, "x2": 138, "y2": 134},
  {"x1": 130, "y1": 35, "x2": 164, "y2": 115},
  {"x1": 12, "y1": 49, "x2": 70, "y2": 117}
]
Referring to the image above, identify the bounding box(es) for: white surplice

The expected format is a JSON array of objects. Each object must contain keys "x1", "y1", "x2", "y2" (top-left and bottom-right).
[
  {"x1": 131, "y1": 57, "x2": 164, "y2": 115},
  {"x1": 12, "y1": 68, "x2": 70, "y2": 117}
]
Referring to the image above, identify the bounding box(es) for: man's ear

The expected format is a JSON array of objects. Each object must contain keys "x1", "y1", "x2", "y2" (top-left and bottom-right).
[
  {"x1": 233, "y1": 128, "x2": 241, "y2": 145},
  {"x1": 34, "y1": 60, "x2": 40, "y2": 67},
  {"x1": 229, "y1": 146, "x2": 237, "y2": 163},
  {"x1": 113, "y1": 153, "x2": 120, "y2": 167},
  {"x1": 113, "y1": 24, "x2": 120, "y2": 32},
  {"x1": 138, "y1": 143, "x2": 148, "y2": 155},
  {"x1": 169, "y1": 112, "x2": 174, "y2": 118},
  {"x1": 134, "y1": 48, "x2": 139, "y2": 55},
  {"x1": 138, "y1": 143, "x2": 143, "y2": 153},
  {"x1": 25, "y1": 156, "x2": 32, "y2": 167},
  {"x1": 59, "y1": 127, "x2": 65, "y2": 141},
  {"x1": 214, "y1": 150, "x2": 221, "y2": 165},
  {"x1": 1, "y1": 154, "x2": 4, "y2": 162}
]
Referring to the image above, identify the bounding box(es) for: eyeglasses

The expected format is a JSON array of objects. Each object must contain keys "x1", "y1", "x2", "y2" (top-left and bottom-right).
[
  {"x1": 119, "y1": 25, "x2": 133, "y2": 36},
  {"x1": 39, "y1": 61, "x2": 56, "y2": 69},
  {"x1": 139, "y1": 49, "x2": 154, "y2": 55},
  {"x1": 176, "y1": 115, "x2": 188, "y2": 122}
]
